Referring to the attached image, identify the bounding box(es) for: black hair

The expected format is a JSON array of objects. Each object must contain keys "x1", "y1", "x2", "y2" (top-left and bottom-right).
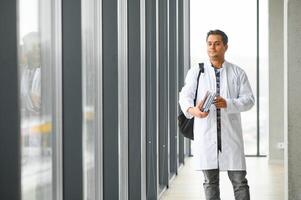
[{"x1": 206, "y1": 29, "x2": 228, "y2": 45}]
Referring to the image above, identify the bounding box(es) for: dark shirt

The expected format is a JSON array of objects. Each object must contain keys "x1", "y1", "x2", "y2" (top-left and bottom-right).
[{"x1": 214, "y1": 68, "x2": 222, "y2": 152}]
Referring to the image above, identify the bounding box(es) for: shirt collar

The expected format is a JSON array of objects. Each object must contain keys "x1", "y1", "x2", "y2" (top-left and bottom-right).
[{"x1": 204, "y1": 59, "x2": 228, "y2": 71}]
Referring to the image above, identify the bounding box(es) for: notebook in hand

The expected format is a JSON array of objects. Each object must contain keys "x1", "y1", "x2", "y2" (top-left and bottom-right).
[{"x1": 200, "y1": 91, "x2": 216, "y2": 112}]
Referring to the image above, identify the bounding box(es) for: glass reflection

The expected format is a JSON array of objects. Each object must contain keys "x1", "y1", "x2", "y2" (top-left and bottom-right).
[
  {"x1": 82, "y1": 0, "x2": 101, "y2": 199},
  {"x1": 19, "y1": 0, "x2": 53, "y2": 199}
]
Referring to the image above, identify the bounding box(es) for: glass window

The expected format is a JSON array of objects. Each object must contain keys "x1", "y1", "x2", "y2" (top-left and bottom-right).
[
  {"x1": 82, "y1": 0, "x2": 102, "y2": 199},
  {"x1": 18, "y1": 0, "x2": 62, "y2": 199},
  {"x1": 190, "y1": 0, "x2": 265, "y2": 155},
  {"x1": 259, "y1": 0, "x2": 269, "y2": 155}
]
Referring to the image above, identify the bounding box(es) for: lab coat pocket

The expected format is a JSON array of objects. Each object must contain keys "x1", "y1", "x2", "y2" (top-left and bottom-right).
[
  {"x1": 195, "y1": 117, "x2": 210, "y2": 136},
  {"x1": 228, "y1": 113, "x2": 242, "y2": 134}
]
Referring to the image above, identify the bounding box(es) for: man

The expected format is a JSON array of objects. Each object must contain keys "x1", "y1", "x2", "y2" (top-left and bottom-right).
[
  {"x1": 20, "y1": 32, "x2": 41, "y2": 115},
  {"x1": 179, "y1": 29, "x2": 254, "y2": 200}
]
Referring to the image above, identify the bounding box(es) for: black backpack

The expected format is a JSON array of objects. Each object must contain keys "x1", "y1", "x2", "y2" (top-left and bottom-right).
[{"x1": 178, "y1": 63, "x2": 204, "y2": 140}]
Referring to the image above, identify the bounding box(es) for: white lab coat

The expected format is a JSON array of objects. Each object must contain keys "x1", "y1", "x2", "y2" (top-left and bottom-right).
[{"x1": 179, "y1": 60, "x2": 255, "y2": 170}]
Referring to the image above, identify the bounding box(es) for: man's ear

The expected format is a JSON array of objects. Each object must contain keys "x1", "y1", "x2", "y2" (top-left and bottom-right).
[{"x1": 225, "y1": 44, "x2": 228, "y2": 51}]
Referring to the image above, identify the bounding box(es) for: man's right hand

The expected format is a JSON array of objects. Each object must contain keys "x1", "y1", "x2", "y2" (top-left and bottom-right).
[{"x1": 187, "y1": 101, "x2": 209, "y2": 118}]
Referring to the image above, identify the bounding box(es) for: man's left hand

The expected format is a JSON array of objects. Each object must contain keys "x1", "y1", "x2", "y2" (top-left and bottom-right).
[{"x1": 214, "y1": 96, "x2": 227, "y2": 109}]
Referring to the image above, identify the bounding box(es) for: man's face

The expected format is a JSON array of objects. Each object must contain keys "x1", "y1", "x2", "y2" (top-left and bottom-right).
[
  {"x1": 206, "y1": 34, "x2": 228, "y2": 60},
  {"x1": 25, "y1": 42, "x2": 40, "y2": 68}
]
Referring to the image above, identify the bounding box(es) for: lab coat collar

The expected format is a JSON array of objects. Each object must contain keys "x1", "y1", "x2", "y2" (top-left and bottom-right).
[{"x1": 204, "y1": 59, "x2": 230, "y2": 98}]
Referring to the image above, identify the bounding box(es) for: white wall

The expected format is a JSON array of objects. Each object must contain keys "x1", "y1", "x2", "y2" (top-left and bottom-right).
[
  {"x1": 285, "y1": 0, "x2": 301, "y2": 199},
  {"x1": 269, "y1": 0, "x2": 284, "y2": 163}
]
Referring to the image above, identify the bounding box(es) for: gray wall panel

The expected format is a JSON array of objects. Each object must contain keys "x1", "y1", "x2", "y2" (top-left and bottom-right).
[
  {"x1": 128, "y1": 0, "x2": 142, "y2": 199},
  {"x1": 268, "y1": 0, "x2": 284, "y2": 163},
  {"x1": 285, "y1": 0, "x2": 301, "y2": 199},
  {"x1": 169, "y1": 0, "x2": 179, "y2": 172},
  {"x1": 0, "y1": 0, "x2": 20, "y2": 199},
  {"x1": 62, "y1": 0, "x2": 83, "y2": 199},
  {"x1": 177, "y1": 0, "x2": 186, "y2": 161},
  {"x1": 158, "y1": 0, "x2": 169, "y2": 190},
  {"x1": 102, "y1": 0, "x2": 119, "y2": 199},
  {"x1": 146, "y1": 0, "x2": 158, "y2": 199}
]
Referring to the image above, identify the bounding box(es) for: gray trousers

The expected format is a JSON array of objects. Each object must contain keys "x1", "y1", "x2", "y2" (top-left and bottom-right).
[{"x1": 202, "y1": 169, "x2": 250, "y2": 200}]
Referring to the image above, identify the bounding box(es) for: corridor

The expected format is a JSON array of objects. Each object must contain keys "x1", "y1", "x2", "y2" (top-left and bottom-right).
[{"x1": 2, "y1": 0, "x2": 301, "y2": 199}]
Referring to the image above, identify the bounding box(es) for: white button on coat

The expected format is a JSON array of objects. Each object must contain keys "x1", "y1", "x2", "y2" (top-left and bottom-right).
[{"x1": 179, "y1": 60, "x2": 255, "y2": 170}]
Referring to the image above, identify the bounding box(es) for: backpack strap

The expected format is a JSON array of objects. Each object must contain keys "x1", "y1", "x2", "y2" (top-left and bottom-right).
[
  {"x1": 199, "y1": 62, "x2": 204, "y2": 73},
  {"x1": 193, "y1": 63, "x2": 204, "y2": 105}
]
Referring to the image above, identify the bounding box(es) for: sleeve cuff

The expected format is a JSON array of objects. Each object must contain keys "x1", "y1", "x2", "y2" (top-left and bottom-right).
[
  {"x1": 225, "y1": 98, "x2": 233, "y2": 113},
  {"x1": 181, "y1": 103, "x2": 194, "y2": 119}
]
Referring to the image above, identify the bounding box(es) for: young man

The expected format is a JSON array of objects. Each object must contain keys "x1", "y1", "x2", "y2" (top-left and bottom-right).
[{"x1": 179, "y1": 29, "x2": 254, "y2": 200}]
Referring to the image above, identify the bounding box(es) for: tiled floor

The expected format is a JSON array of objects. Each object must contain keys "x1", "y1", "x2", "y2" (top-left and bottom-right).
[{"x1": 160, "y1": 157, "x2": 284, "y2": 200}]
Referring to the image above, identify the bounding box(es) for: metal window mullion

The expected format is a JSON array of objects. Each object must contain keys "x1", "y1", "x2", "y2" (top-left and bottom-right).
[
  {"x1": 183, "y1": 0, "x2": 192, "y2": 158},
  {"x1": 174, "y1": 0, "x2": 179, "y2": 171},
  {"x1": 165, "y1": 0, "x2": 170, "y2": 186},
  {"x1": 256, "y1": 0, "x2": 260, "y2": 157},
  {"x1": 118, "y1": 0, "x2": 128, "y2": 199},
  {"x1": 95, "y1": 0, "x2": 103, "y2": 199},
  {"x1": 155, "y1": 0, "x2": 160, "y2": 197},
  {"x1": 52, "y1": 0, "x2": 63, "y2": 199},
  {"x1": 140, "y1": 0, "x2": 147, "y2": 199}
]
